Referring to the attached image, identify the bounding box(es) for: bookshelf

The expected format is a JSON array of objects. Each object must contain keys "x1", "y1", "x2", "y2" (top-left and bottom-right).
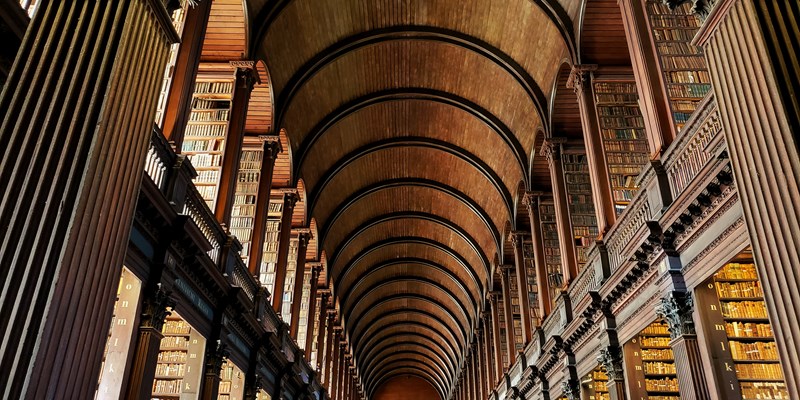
[
  {"x1": 624, "y1": 320, "x2": 679, "y2": 400},
  {"x1": 258, "y1": 198, "x2": 284, "y2": 293},
  {"x1": 498, "y1": 295, "x2": 509, "y2": 366},
  {"x1": 218, "y1": 359, "x2": 245, "y2": 400},
  {"x1": 562, "y1": 152, "x2": 598, "y2": 269},
  {"x1": 231, "y1": 145, "x2": 263, "y2": 265},
  {"x1": 695, "y1": 261, "x2": 789, "y2": 399},
  {"x1": 182, "y1": 78, "x2": 234, "y2": 209},
  {"x1": 522, "y1": 242, "x2": 540, "y2": 326},
  {"x1": 508, "y1": 273, "x2": 524, "y2": 352},
  {"x1": 280, "y1": 238, "x2": 299, "y2": 322},
  {"x1": 296, "y1": 269, "x2": 312, "y2": 350},
  {"x1": 154, "y1": 4, "x2": 188, "y2": 127},
  {"x1": 539, "y1": 201, "x2": 563, "y2": 308},
  {"x1": 582, "y1": 367, "x2": 609, "y2": 400},
  {"x1": 309, "y1": 294, "x2": 322, "y2": 368},
  {"x1": 151, "y1": 313, "x2": 205, "y2": 399},
  {"x1": 593, "y1": 81, "x2": 649, "y2": 215},
  {"x1": 96, "y1": 267, "x2": 141, "y2": 399},
  {"x1": 645, "y1": 0, "x2": 712, "y2": 132}
]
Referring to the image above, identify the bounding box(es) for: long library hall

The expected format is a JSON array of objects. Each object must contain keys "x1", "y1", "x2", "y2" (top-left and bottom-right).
[{"x1": 0, "y1": 1, "x2": 798, "y2": 400}]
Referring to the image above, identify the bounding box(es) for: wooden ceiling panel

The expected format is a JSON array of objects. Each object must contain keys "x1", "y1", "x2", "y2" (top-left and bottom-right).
[
  {"x1": 300, "y1": 99, "x2": 524, "y2": 200},
  {"x1": 579, "y1": 0, "x2": 631, "y2": 65},
  {"x1": 244, "y1": 62, "x2": 273, "y2": 134},
  {"x1": 201, "y1": 0, "x2": 248, "y2": 61}
]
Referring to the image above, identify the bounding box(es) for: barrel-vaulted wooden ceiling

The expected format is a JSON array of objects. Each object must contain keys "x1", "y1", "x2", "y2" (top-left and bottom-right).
[{"x1": 241, "y1": 0, "x2": 620, "y2": 397}]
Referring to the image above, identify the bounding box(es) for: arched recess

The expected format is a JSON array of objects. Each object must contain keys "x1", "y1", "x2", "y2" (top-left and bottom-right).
[
  {"x1": 368, "y1": 362, "x2": 447, "y2": 400},
  {"x1": 362, "y1": 339, "x2": 457, "y2": 381},
  {"x1": 371, "y1": 371, "x2": 444, "y2": 400},
  {"x1": 291, "y1": 178, "x2": 307, "y2": 227},
  {"x1": 202, "y1": 0, "x2": 248, "y2": 62},
  {"x1": 244, "y1": 60, "x2": 273, "y2": 135},
  {"x1": 372, "y1": 375, "x2": 442, "y2": 400},
  {"x1": 355, "y1": 319, "x2": 462, "y2": 372},
  {"x1": 272, "y1": 128, "x2": 292, "y2": 188},
  {"x1": 365, "y1": 355, "x2": 451, "y2": 392}
]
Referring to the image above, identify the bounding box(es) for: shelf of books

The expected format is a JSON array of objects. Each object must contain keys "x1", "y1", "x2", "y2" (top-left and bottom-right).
[
  {"x1": 182, "y1": 77, "x2": 234, "y2": 209},
  {"x1": 593, "y1": 81, "x2": 649, "y2": 215},
  {"x1": 231, "y1": 143, "x2": 263, "y2": 265},
  {"x1": 539, "y1": 200, "x2": 563, "y2": 308},
  {"x1": 154, "y1": 4, "x2": 188, "y2": 127},
  {"x1": 218, "y1": 359, "x2": 245, "y2": 400},
  {"x1": 280, "y1": 238, "x2": 299, "y2": 322},
  {"x1": 497, "y1": 293, "x2": 510, "y2": 366},
  {"x1": 695, "y1": 257, "x2": 789, "y2": 399},
  {"x1": 624, "y1": 319, "x2": 679, "y2": 400},
  {"x1": 258, "y1": 198, "x2": 284, "y2": 292},
  {"x1": 509, "y1": 273, "x2": 525, "y2": 352},
  {"x1": 296, "y1": 269, "x2": 313, "y2": 350},
  {"x1": 151, "y1": 313, "x2": 206, "y2": 399},
  {"x1": 562, "y1": 152, "x2": 598, "y2": 269},
  {"x1": 96, "y1": 267, "x2": 142, "y2": 399},
  {"x1": 581, "y1": 366, "x2": 609, "y2": 400},
  {"x1": 522, "y1": 242, "x2": 540, "y2": 326},
  {"x1": 309, "y1": 294, "x2": 322, "y2": 368},
  {"x1": 645, "y1": 0, "x2": 712, "y2": 132}
]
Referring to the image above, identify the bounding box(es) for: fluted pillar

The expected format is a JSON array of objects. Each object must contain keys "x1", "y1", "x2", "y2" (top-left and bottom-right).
[
  {"x1": 0, "y1": 1, "x2": 178, "y2": 397},
  {"x1": 272, "y1": 191, "x2": 299, "y2": 312},
  {"x1": 541, "y1": 138, "x2": 579, "y2": 282},
  {"x1": 215, "y1": 62, "x2": 258, "y2": 226},
  {"x1": 522, "y1": 192, "x2": 552, "y2": 317},
  {"x1": 498, "y1": 265, "x2": 517, "y2": 365},
  {"x1": 290, "y1": 230, "x2": 312, "y2": 338},
  {"x1": 248, "y1": 137, "x2": 281, "y2": 274},
  {"x1": 692, "y1": 0, "x2": 800, "y2": 395},
  {"x1": 567, "y1": 65, "x2": 617, "y2": 232},
  {"x1": 598, "y1": 346, "x2": 626, "y2": 400},
  {"x1": 124, "y1": 288, "x2": 176, "y2": 400},
  {"x1": 305, "y1": 265, "x2": 323, "y2": 358}
]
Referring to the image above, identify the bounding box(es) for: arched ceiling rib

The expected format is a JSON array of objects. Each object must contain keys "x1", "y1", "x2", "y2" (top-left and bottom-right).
[{"x1": 249, "y1": 0, "x2": 574, "y2": 394}]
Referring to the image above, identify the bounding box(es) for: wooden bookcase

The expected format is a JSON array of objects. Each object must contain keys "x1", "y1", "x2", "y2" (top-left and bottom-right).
[
  {"x1": 154, "y1": 4, "x2": 188, "y2": 127},
  {"x1": 309, "y1": 294, "x2": 322, "y2": 367},
  {"x1": 624, "y1": 320, "x2": 679, "y2": 400},
  {"x1": 258, "y1": 198, "x2": 284, "y2": 292},
  {"x1": 280, "y1": 238, "x2": 299, "y2": 322},
  {"x1": 498, "y1": 295, "x2": 510, "y2": 366},
  {"x1": 581, "y1": 366, "x2": 610, "y2": 400},
  {"x1": 509, "y1": 272, "x2": 524, "y2": 352},
  {"x1": 152, "y1": 313, "x2": 205, "y2": 399},
  {"x1": 645, "y1": 0, "x2": 712, "y2": 132},
  {"x1": 539, "y1": 201, "x2": 563, "y2": 308},
  {"x1": 522, "y1": 242, "x2": 540, "y2": 326},
  {"x1": 182, "y1": 77, "x2": 234, "y2": 209},
  {"x1": 296, "y1": 269, "x2": 312, "y2": 350},
  {"x1": 696, "y1": 260, "x2": 789, "y2": 399},
  {"x1": 593, "y1": 81, "x2": 649, "y2": 215},
  {"x1": 218, "y1": 359, "x2": 245, "y2": 400},
  {"x1": 230, "y1": 143, "x2": 263, "y2": 266},
  {"x1": 562, "y1": 152, "x2": 598, "y2": 270}
]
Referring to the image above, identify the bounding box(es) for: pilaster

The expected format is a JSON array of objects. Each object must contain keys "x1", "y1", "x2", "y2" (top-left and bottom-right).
[{"x1": 272, "y1": 191, "x2": 300, "y2": 312}]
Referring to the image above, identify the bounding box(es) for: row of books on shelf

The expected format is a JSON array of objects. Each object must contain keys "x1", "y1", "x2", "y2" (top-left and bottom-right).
[
  {"x1": 721, "y1": 301, "x2": 769, "y2": 319},
  {"x1": 594, "y1": 82, "x2": 638, "y2": 95},
  {"x1": 667, "y1": 70, "x2": 711, "y2": 84},
  {"x1": 229, "y1": 216, "x2": 254, "y2": 229},
  {"x1": 610, "y1": 164, "x2": 643, "y2": 176},
  {"x1": 641, "y1": 336, "x2": 671, "y2": 347},
  {"x1": 656, "y1": 43, "x2": 703, "y2": 58},
  {"x1": 232, "y1": 203, "x2": 255, "y2": 217},
  {"x1": 566, "y1": 183, "x2": 592, "y2": 193},
  {"x1": 717, "y1": 281, "x2": 763, "y2": 298},
  {"x1": 565, "y1": 172, "x2": 590, "y2": 184},
  {"x1": 672, "y1": 100, "x2": 700, "y2": 112},
  {"x1": 600, "y1": 116, "x2": 645, "y2": 128},
  {"x1": 155, "y1": 363, "x2": 186, "y2": 377},
  {"x1": 189, "y1": 109, "x2": 229, "y2": 121},
  {"x1": 568, "y1": 201, "x2": 595, "y2": 214},
  {"x1": 152, "y1": 378, "x2": 183, "y2": 394},
  {"x1": 157, "y1": 351, "x2": 187, "y2": 363},
  {"x1": 667, "y1": 83, "x2": 712, "y2": 98},
  {"x1": 736, "y1": 363, "x2": 784, "y2": 380},
  {"x1": 194, "y1": 81, "x2": 233, "y2": 95},
  {"x1": 187, "y1": 153, "x2": 222, "y2": 168},
  {"x1": 230, "y1": 228, "x2": 252, "y2": 243},
  {"x1": 740, "y1": 382, "x2": 789, "y2": 399},
  {"x1": 185, "y1": 123, "x2": 227, "y2": 138},
  {"x1": 163, "y1": 320, "x2": 191, "y2": 335},
  {"x1": 602, "y1": 128, "x2": 643, "y2": 140},
  {"x1": 603, "y1": 139, "x2": 649, "y2": 153},
  {"x1": 651, "y1": 26, "x2": 697, "y2": 42},
  {"x1": 185, "y1": 140, "x2": 223, "y2": 156},
  {"x1": 729, "y1": 340, "x2": 779, "y2": 361},
  {"x1": 610, "y1": 174, "x2": 639, "y2": 189},
  {"x1": 195, "y1": 170, "x2": 221, "y2": 184},
  {"x1": 594, "y1": 93, "x2": 638, "y2": 105},
  {"x1": 644, "y1": 361, "x2": 677, "y2": 374},
  {"x1": 191, "y1": 98, "x2": 230, "y2": 111},
  {"x1": 597, "y1": 105, "x2": 641, "y2": 116},
  {"x1": 196, "y1": 186, "x2": 216, "y2": 203},
  {"x1": 726, "y1": 322, "x2": 773, "y2": 338},
  {"x1": 160, "y1": 336, "x2": 187, "y2": 348},
  {"x1": 606, "y1": 153, "x2": 649, "y2": 165},
  {"x1": 645, "y1": 396, "x2": 679, "y2": 400},
  {"x1": 571, "y1": 217, "x2": 597, "y2": 230},
  {"x1": 269, "y1": 203, "x2": 283, "y2": 213},
  {"x1": 649, "y1": 14, "x2": 701, "y2": 29},
  {"x1": 642, "y1": 348, "x2": 674, "y2": 360},
  {"x1": 646, "y1": 377, "x2": 679, "y2": 392},
  {"x1": 642, "y1": 323, "x2": 670, "y2": 335},
  {"x1": 717, "y1": 263, "x2": 758, "y2": 280}
]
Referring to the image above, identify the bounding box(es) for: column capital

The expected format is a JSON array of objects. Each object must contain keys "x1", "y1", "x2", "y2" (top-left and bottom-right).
[
  {"x1": 566, "y1": 64, "x2": 598, "y2": 95},
  {"x1": 231, "y1": 60, "x2": 260, "y2": 90},
  {"x1": 521, "y1": 191, "x2": 546, "y2": 207},
  {"x1": 499, "y1": 264, "x2": 514, "y2": 273},
  {"x1": 294, "y1": 228, "x2": 313, "y2": 245},
  {"x1": 539, "y1": 137, "x2": 567, "y2": 161},
  {"x1": 597, "y1": 346, "x2": 624, "y2": 382},
  {"x1": 662, "y1": 0, "x2": 715, "y2": 20},
  {"x1": 205, "y1": 341, "x2": 230, "y2": 375},
  {"x1": 282, "y1": 190, "x2": 300, "y2": 209},
  {"x1": 508, "y1": 230, "x2": 529, "y2": 247},
  {"x1": 561, "y1": 378, "x2": 580, "y2": 400},
  {"x1": 140, "y1": 285, "x2": 176, "y2": 331},
  {"x1": 487, "y1": 290, "x2": 501, "y2": 301},
  {"x1": 259, "y1": 135, "x2": 283, "y2": 156},
  {"x1": 655, "y1": 291, "x2": 696, "y2": 339}
]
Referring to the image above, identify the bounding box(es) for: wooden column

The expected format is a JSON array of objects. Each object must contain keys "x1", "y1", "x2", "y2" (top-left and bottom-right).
[
  {"x1": 598, "y1": 346, "x2": 626, "y2": 400},
  {"x1": 541, "y1": 138, "x2": 579, "y2": 282},
  {"x1": 0, "y1": 1, "x2": 177, "y2": 397},
  {"x1": 325, "y1": 313, "x2": 336, "y2": 391},
  {"x1": 482, "y1": 312, "x2": 496, "y2": 393},
  {"x1": 160, "y1": 0, "x2": 213, "y2": 148},
  {"x1": 617, "y1": 0, "x2": 677, "y2": 155},
  {"x1": 316, "y1": 291, "x2": 331, "y2": 376},
  {"x1": 124, "y1": 289, "x2": 175, "y2": 400},
  {"x1": 693, "y1": 0, "x2": 800, "y2": 395},
  {"x1": 199, "y1": 342, "x2": 228, "y2": 400},
  {"x1": 331, "y1": 329, "x2": 342, "y2": 400},
  {"x1": 336, "y1": 343, "x2": 346, "y2": 400},
  {"x1": 272, "y1": 191, "x2": 299, "y2": 312},
  {"x1": 476, "y1": 336, "x2": 485, "y2": 400},
  {"x1": 522, "y1": 192, "x2": 552, "y2": 318},
  {"x1": 655, "y1": 292, "x2": 710, "y2": 400},
  {"x1": 248, "y1": 137, "x2": 282, "y2": 274},
  {"x1": 488, "y1": 292, "x2": 504, "y2": 382},
  {"x1": 290, "y1": 230, "x2": 312, "y2": 338},
  {"x1": 305, "y1": 265, "x2": 323, "y2": 358},
  {"x1": 499, "y1": 265, "x2": 517, "y2": 366},
  {"x1": 567, "y1": 65, "x2": 617, "y2": 233},
  {"x1": 214, "y1": 62, "x2": 258, "y2": 226},
  {"x1": 466, "y1": 356, "x2": 474, "y2": 400},
  {"x1": 509, "y1": 231, "x2": 533, "y2": 343}
]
